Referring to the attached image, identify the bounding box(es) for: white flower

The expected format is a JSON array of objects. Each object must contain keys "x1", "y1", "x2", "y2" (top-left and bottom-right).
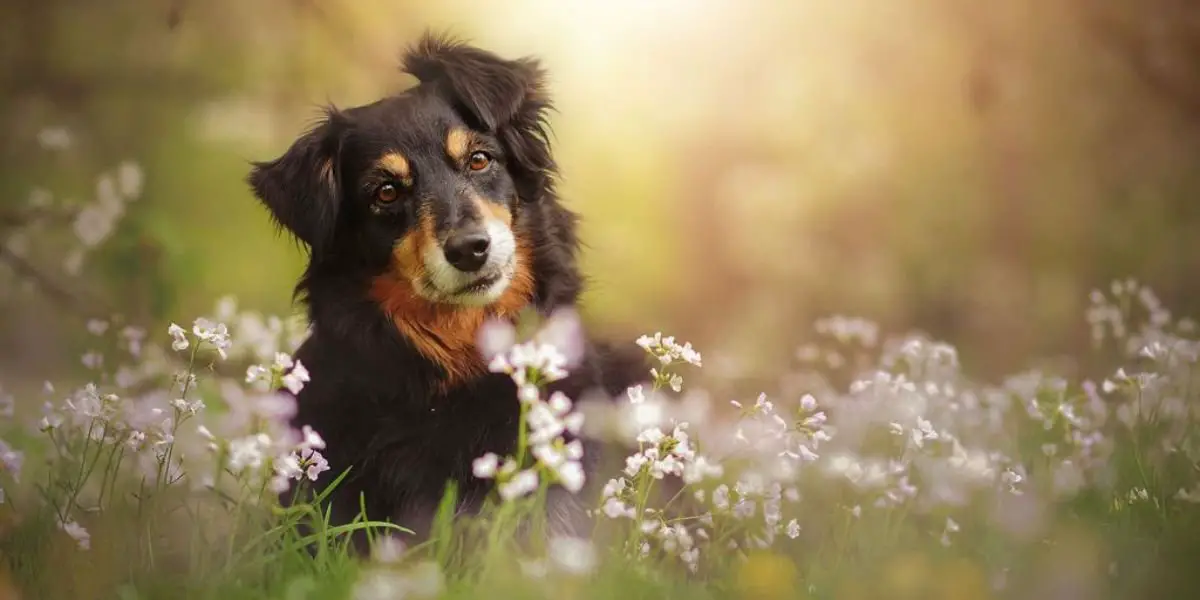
[
  {"x1": 786, "y1": 519, "x2": 801, "y2": 539},
  {"x1": 636, "y1": 332, "x2": 703, "y2": 367},
  {"x1": 245, "y1": 364, "x2": 271, "y2": 385},
  {"x1": 171, "y1": 397, "x2": 205, "y2": 416},
  {"x1": 548, "y1": 536, "x2": 597, "y2": 576},
  {"x1": 126, "y1": 431, "x2": 147, "y2": 451},
  {"x1": 473, "y1": 453, "x2": 499, "y2": 479},
  {"x1": 601, "y1": 497, "x2": 635, "y2": 519},
  {"x1": 477, "y1": 318, "x2": 517, "y2": 362},
  {"x1": 192, "y1": 318, "x2": 232, "y2": 359},
  {"x1": 563, "y1": 412, "x2": 585, "y2": 435},
  {"x1": 754, "y1": 393, "x2": 774, "y2": 414},
  {"x1": 273, "y1": 352, "x2": 295, "y2": 371},
  {"x1": 117, "y1": 161, "x2": 144, "y2": 199},
  {"x1": 517, "y1": 384, "x2": 540, "y2": 404},
  {"x1": 281, "y1": 361, "x2": 310, "y2": 395},
  {"x1": 637, "y1": 427, "x2": 665, "y2": 445},
  {"x1": 227, "y1": 433, "x2": 271, "y2": 473},
  {"x1": 602, "y1": 477, "x2": 627, "y2": 499},
  {"x1": 556, "y1": 460, "x2": 586, "y2": 493},
  {"x1": 370, "y1": 535, "x2": 406, "y2": 564},
  {"x1": 37, "y1": 126, "x2": 72, "y2": 150},
  {"x1": 681, "y1": 547, "x2": 700, "y2": 571},
  {"x1": 627, "y1": 385, "x2": 645, "y2": 404},
  {"x1": 499, "y1": 469, "x2": 539, "y2": 501},
  {"x1": 86, "y1": 319, "x2": 109, "y2": 335},
  {"x1": 168, "y1": 323, "x2": 189, "y2": 351},
  {"x1": 712, "y1": 484, "x2": 730, "y2": 511},
  {"x1": 548, "y1": 391, "x2": 572, "y2": 415},
  {"x1": 196, "y1": 425, "x2": 218, "y2": 452},
  {"x1": 58, "y1": 519, "x2": 90, "y2": 550},
  {"x1": 275, "y1": 453, "x2": 303, "y2": 480},
  {"x1": 297, "y1": 425, "x2": 325, "y2": 451},
  {"x1": 301, "y1": 449, "x2": 330, "y2": 481},
  {"x1": 682, "y1": 455, "x2": 724, "y2": 484},
  {"x1": 353, "y1": 561, "x2": 443, "y2": 600},
  {"x1": 624, "y1": 453, "x2": 648, "y2": 478},
  {"x1": 0, "y1": 440, "x2": 23, "y2": 482},
  {"x1": 800, "y1": 394, "x2": 818, "y2": 413},
  {"x1": 669, "y1": 374, "x2": 684, "y2": 393}
]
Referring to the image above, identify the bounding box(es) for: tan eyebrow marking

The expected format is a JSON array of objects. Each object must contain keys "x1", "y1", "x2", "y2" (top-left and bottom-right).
[
  {"x1": 445, "y1": 128, "x2": 471, "y2": 163},
  {"x1": 376, "y1": 152, "x2": 413, "y2": 185}
]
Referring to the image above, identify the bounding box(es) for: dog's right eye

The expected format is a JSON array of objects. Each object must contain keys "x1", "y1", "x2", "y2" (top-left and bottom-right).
[{"x1": 375, "y1": 183, "x2": 399, "y2": 204}]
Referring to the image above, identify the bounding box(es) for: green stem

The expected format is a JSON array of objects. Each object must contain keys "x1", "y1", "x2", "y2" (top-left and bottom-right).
[
  {"x1": 64, "y1": 419, "x2": 99, "y2": 515},
  {"x1": 160, "y1": 343, "x2": 200, "y2": 492}
]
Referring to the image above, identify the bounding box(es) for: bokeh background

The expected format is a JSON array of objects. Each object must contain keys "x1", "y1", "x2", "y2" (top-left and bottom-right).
[{"x1": 3, "y1": 0, "x2": 1199, "y2": 396}]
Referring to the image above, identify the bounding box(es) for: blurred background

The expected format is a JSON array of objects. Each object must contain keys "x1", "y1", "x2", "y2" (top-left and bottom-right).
[{"x1": 2, "y1": 0, "x2": 1200, "y2": 396}]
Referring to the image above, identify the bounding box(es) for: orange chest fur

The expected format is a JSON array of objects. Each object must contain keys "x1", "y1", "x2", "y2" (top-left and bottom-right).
[{"x1": 368, "y1": 247, "x2": 535, "y2": 390}]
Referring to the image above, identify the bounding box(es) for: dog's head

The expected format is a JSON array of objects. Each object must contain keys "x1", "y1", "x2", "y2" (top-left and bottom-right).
[{"x1": 248, "y1": 32, "x2": 565, "y2": 309}]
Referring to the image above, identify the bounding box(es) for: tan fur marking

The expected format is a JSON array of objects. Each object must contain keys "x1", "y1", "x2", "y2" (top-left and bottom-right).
[
  {"x1": 445, "y1": 128, "x2": 471, "y2": 163},
  {"x1": 377, "y1": 153, "x2": 413, "y2": 185},
  {"x1": 391, "y1": 208, "x2": 434, "y2": 283},
  {"x1": 371, "y1": 228, "x2": 535, "y2": 391},
  {"x1": 473, "y1": 194, "x2": 513, "y2": 226}
]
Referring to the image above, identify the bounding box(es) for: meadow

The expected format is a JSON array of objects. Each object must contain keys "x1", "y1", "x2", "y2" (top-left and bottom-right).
[{"x1": 1, "y1": 271, "x2": 1198, "y2": 599}]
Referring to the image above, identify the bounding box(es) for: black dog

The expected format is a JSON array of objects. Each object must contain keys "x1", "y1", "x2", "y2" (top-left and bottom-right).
[{"x1": 247, "y1": 32, "x2": 644, "y2": 543}]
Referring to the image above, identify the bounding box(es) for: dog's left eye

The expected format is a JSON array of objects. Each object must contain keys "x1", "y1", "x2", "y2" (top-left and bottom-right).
[
  {"x1": 375, "y1": 183, "x2": 399, "y2": 204},
  {"x1": 467, "y1": 151, "x2": 492, "y2": 172}
]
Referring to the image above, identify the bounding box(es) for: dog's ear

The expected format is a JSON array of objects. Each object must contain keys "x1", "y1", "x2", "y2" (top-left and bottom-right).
[
  {"x1": 247, "y1": 108, "x2": 349, "y2": 254},
  {"x1": 401, "y1": 32, "x2": 549, "y2": 132}
]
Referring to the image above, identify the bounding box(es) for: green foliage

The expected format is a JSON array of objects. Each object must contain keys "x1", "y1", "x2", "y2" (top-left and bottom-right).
[{"x1": 0, "y1": 281, "x2": 1199, "y2": 599}]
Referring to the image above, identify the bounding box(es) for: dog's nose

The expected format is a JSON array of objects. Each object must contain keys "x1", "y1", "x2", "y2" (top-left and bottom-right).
[{"x1": 443, "y1": 228, "x2": 491, "y2": 272}]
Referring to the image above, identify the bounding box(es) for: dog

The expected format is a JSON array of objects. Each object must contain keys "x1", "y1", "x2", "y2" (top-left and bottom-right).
[{"x1": 247, "y1": 32, "x2": 646, "y2": 544}]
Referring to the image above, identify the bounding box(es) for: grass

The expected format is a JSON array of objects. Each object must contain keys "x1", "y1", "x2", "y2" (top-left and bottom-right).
[{"x1": 1, "y1": 279, "x2": 1199, "y2": 600}]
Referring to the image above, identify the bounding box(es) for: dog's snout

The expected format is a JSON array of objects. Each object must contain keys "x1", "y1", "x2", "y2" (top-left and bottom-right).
[{"x1": 443, "y1": 228, "x2": 491, "y2": 272}]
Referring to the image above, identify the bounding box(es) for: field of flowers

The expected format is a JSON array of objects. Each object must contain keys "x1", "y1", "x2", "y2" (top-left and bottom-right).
[{"x1": 1, "y1": 273, "x2": 1199, "y2": 600}]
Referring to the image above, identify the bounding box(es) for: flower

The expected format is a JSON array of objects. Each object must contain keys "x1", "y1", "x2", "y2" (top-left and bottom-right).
[
  {"x1": 557, "y1": 460, "x2": 586, "y2": 493},
  {"x1": 171, "y1": 397, "x2": 205, "y2": 417},
  {"x1": 58, "y1": 519, "x2": 91, "y2": 551},
  {"x1": 627, "y1": 385, "x2": 646, "y2": 404},
  {"x1": 168, "y1": 323, "x2": 189, "y2": 351},
  {"x1": 0, "y1": 439, "x2": 23, "y2": 482},
  {"x1": 192, "y1": 318, "x2": 232, "y2": 359},
  {"x1": 498, "y1": 469, "x2": 539, "y2": 501},
  {"x1": 301, "y1": 449, "x2": 330, "y2": 481},
  {"x1": 636, "y1": 332, "x2": 703, "y2": 368},
  {"x1": 281, "y1": 361, "x2": 310, "y2": 395},
  {"x1": 227, "y1": 433, "x2": 271, "y2": 474},
  {"x1": 473, "y1": 453, "x2": 499, "y2": 479},
  {"x1": 370, "y1": 535, "x2": 406, "y2": 564},
  {"x1": 548, "y1": 536, "x2": 597, "y2": 575},
  {"x1": 601, "y1": 497, "x2": 635, "y2": 519},
  {"x1": 299, "y1": 425, "x2": 325, "y2": 451},
  {"x1": 86, "y1": 319, "x2": 109, "y2": 335},
  {"x1": 353, "y1": 561, "x2": 443, "y2": 600},
  {"x1": 245, "y1": 364, "x2": 271, "y2": 385}
]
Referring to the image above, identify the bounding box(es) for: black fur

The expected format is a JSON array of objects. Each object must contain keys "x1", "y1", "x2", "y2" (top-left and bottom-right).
[{"x1": 247, "y1": 32, "x2": 645, "y2": 544}]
